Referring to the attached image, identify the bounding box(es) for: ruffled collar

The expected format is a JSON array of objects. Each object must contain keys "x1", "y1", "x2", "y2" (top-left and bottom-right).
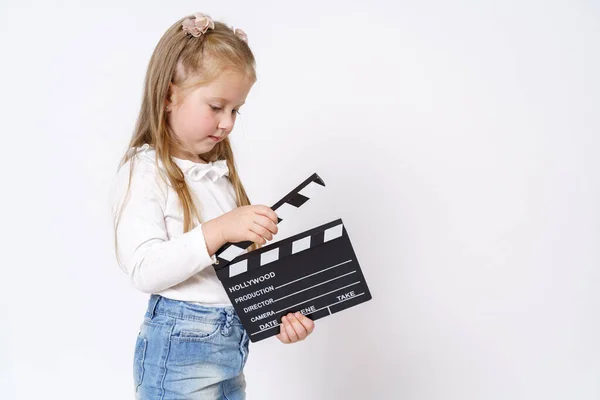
[{"x1": 134, "y1": 143, "x2": 229, "y2": 182}]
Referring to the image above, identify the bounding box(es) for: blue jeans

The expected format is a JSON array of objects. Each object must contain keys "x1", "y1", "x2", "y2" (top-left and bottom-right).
[{"x1": 133, "y1": 294, "x2": 250, "y2": 399}]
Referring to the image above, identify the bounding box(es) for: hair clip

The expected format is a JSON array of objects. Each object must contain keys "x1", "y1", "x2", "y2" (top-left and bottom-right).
[
  {"x1": 234, "y1": 28, "x2": 248, "y2": 44},
  {"x1": 182, "y1": 13, "x2": 215, "y2": 38}
]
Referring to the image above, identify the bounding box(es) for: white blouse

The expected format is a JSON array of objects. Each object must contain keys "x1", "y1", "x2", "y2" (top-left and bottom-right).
[{"x1": 109, "y1": 143, "x2": 240, "y2": 305}]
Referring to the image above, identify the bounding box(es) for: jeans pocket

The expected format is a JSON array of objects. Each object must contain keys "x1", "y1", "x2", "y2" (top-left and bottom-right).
[
  {"x1": 170, "y1": 320, "x2": 221, "y2": 343},
  {"x1": 133, "y1": 333, "x2": 147, "y2": 390}
]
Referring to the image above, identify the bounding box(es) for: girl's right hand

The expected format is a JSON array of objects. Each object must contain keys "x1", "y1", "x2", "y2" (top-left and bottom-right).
[{"x1": 216, "y1": 205, "x2": 279, "y2": 246}]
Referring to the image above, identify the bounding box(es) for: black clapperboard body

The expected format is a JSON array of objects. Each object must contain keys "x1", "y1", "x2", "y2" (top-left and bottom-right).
[{"x1": 213, "y1": 173, "x2": 372, "y2": 342}]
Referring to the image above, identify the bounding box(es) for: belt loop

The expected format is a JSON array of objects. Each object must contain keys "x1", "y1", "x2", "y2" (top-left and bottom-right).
[
  {"x1": 221, "y1": 308, "x2": 234, "y2": 336},
  {"x1": 145, "y1": 294, "x2": 161, "y2": 320}
]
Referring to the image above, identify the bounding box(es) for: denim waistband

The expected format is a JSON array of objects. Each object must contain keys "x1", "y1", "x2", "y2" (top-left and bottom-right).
[{"x1": 144, "y1": 294, "x2": 243, "y2": 326}]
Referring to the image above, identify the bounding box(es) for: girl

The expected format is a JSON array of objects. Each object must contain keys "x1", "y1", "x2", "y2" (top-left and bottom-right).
[{"x1": 110, "y1": 12, "x2": 315, "y2": 399}]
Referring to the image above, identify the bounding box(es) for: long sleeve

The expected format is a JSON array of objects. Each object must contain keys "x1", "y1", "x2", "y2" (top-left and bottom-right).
[{"x1": 110, "y1": 158, "x2": 217, "y2": 293}]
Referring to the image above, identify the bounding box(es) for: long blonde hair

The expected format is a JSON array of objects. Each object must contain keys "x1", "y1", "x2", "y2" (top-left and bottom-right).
[{"x1": 114, "y1": 13, "x2": 259, "y2": 257}]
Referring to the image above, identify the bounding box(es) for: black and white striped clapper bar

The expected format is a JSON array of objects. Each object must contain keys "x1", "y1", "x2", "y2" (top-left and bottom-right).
[{"x1": 212, "y1": 173, "x2": 372, "y2": 342}]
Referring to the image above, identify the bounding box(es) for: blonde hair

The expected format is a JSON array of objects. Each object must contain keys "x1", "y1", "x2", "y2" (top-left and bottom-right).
[{"x1": 114, "y1": 13, "x2": 260, "y2": 259}]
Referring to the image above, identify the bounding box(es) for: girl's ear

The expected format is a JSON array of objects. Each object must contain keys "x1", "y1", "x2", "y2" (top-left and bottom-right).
[{"x1": 165, "y1": 82, "x2": 175, "y2": 112}]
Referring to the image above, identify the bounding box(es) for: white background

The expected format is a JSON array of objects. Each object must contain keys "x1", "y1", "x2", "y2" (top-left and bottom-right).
[{"x1": 1, "y1": 1, "x2": 599, "y2": 399}]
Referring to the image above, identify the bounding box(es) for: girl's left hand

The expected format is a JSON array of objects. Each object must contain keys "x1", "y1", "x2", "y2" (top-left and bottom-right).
[{"x1": 276, "y1": 312, "x2": 315, "y2": 344}]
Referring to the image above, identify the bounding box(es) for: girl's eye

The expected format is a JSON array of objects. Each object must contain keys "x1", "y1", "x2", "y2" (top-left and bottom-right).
[{"x1": 210, "y1": 105, "x2": 240, "y2": 115}]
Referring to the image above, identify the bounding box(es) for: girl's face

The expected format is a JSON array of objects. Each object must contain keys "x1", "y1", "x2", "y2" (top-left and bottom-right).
[{"x1": 167, "y1": 69, "x2": 254, "y2": 162}]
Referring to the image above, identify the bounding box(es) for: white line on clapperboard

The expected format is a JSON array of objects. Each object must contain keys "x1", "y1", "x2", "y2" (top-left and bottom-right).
[
  {"x1": 250, "y1": 281, "x2": 365, "y2": 335},
  {"x1": 275, "y1": 259, "x2": 353, "y2": 290},
  {"x1": 243, "y1": 259, "x2": 356, "y2": 308},
  {"x1": 250, "y1": 290, "x2": 365, "y2": 336},
  {"x1": 273, "y1": 270, "x2": 357, "y2": 304},
  {"x1": 275, "y1": 280, "x2": 360, "y2": 313}
]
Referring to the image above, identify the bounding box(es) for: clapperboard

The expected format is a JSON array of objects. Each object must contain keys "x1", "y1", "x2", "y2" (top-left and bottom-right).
[{"x1": 213, "y1": 173, "x2": 372, "y2": 342}]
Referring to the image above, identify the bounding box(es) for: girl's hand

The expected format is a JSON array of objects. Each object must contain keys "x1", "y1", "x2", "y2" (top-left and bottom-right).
[
  {"x1": 276, "y1": 312, "x2": 315, "y2": 344},
  {"x1": 202, "y1": 205, "x2": 279, "y2": 254},
  {"x1": 217, "y1": 205, "x2": 279, "y2": 245}
]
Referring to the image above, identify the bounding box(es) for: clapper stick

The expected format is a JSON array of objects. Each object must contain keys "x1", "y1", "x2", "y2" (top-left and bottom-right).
[{"x1": 212, "y1": 173, "x2": 326, "y2": 270}]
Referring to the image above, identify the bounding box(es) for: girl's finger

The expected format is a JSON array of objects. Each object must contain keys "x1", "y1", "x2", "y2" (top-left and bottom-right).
[
  {"x1": 276, "y1": 323, "x2": 291, "y2": 344},
  {"x1": 286, "y1": 313, "x2": 308, "y2": 341},
  {"x1": 254, "y1": 205, "x2": 279, "y2": 224},
  {"x1": 254, "y1": 215, "x2": 278, "y2": 235},
  {"x1": 294, "y1": 312, "x2": 315, "y2": 335},
  {"x1": 250, "y1": 222, "x2": 273, "y2": 241},
  {"x1": 248, "y1": 231, "x2": 266, "y2": 245},
  {"x1": 282, "y1": 315, "x2": 300, "y2": 342}
]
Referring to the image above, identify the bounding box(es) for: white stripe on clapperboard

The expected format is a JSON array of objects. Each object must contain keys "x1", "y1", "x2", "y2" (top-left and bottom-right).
[
  {"x1": 228, "y1": 222, "x2": 344, "y2": 278},
  {"x1": 219, "y1": 244, "x2": 247, "y2": 262}
]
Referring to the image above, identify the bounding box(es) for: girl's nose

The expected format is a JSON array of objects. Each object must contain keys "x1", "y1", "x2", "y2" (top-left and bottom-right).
[{"x1": 218, "y1": 114, "x2": 235, "y2": 132}]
